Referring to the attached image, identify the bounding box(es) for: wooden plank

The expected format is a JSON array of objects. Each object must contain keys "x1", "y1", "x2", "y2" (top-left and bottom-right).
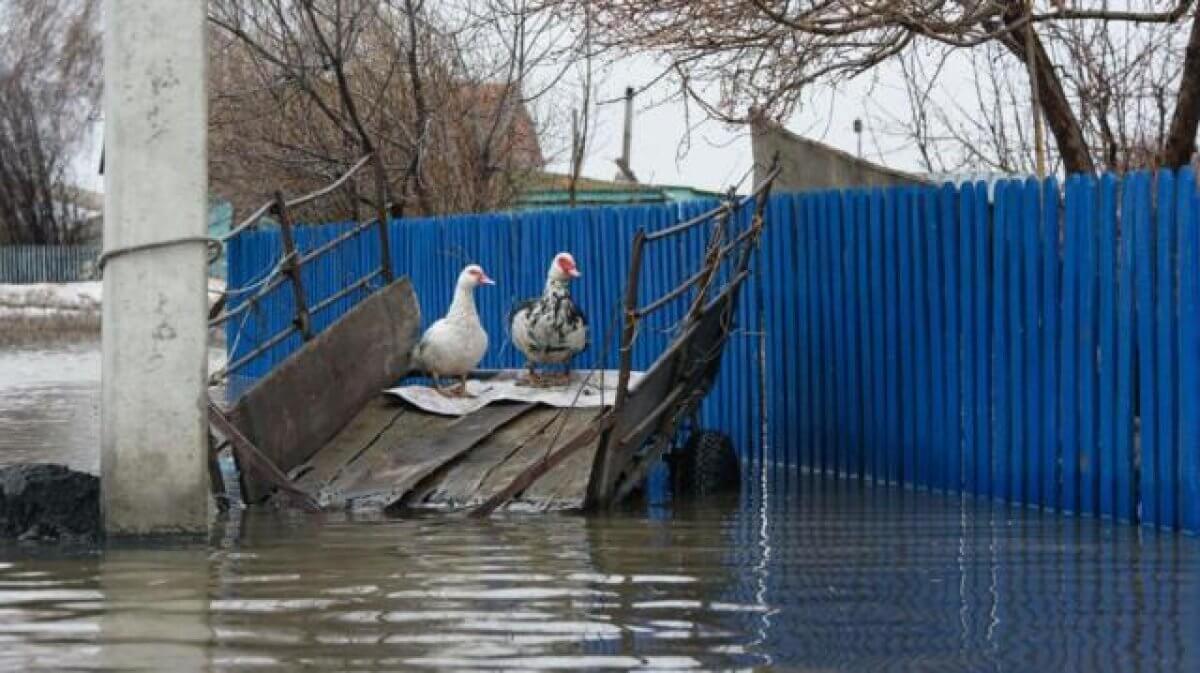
[
  {"x1": 231, "y1": 278, "x2": 420, "y2": 502},
  {"x1": 316, "y1": 406, "x2": 454, "y2": 506},
  {"x1": 206, "y1": 401, "x2": 318, "y2": 510},
  {"x1": 488, "y1": 410, "x2": 598, "y2": 507},
  {"x1": 290, "y1": 397, "x2": 405, "y2": 493},
  {"x1": 407, "y1": 407, "x2": 567, "y2": 507},
  {"x1": 472, "y1": 412, "x2": 608, "y2": 517},
  {"x1": 329, "y1": 403, "x2": 535, "y2": 510}
]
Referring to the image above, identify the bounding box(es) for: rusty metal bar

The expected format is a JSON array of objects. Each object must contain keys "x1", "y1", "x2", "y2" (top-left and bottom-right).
[
  {"x1": 207, "y1": 273, "x2": 285, "y2": 328},
  {"x1": 297, "y1": 218, "x2": 378, "y2": 267},
  {"x1": 309, "y1": 268, "x2": 383, "y2": 316},
  {"x1": 613, "y1": 230, "x2": 646, "y2": 411},
  {"x1": 370, "y1": 154, "x2": 394, "y2": 283},
  {"x1": 224, "y1": 324, "x2": 298, "y2": 376},
  {"x1": 643, "y1": 202, "x2": 729, "y2": 242},
  {"x1": 223, "y1": 154, "x2": 374, "y2": 243},
  {"x1": 273, "y1": 192, "x2": 313, "y2": 341},
  {"x1": 207, "y1": 400, "x2": 320, "y2": 511},
  {"x1": 635, "y1": 266, "x2": 706, "y2": 318}
]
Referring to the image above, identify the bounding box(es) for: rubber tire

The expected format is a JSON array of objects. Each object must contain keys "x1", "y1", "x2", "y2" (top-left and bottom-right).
[{"x1": 673, "y1": 430, "x2": 740, "y2": 496}]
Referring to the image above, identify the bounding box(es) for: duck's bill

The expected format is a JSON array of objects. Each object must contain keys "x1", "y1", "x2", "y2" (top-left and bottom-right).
[
  {"x1": 569, "y1": 269, "x2": 582, "y2": 278},
  {"x1": 480, "y1": 275, "x2": 496, "y2": 285}
]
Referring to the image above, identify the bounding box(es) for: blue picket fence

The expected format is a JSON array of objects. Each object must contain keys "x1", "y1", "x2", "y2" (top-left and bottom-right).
[
  {"x1": 228, "y1": 168, "x2": 1200, "y2": 532},
  {"x1": 0, "y1": 245, "x2": 99, "y2": 283}
]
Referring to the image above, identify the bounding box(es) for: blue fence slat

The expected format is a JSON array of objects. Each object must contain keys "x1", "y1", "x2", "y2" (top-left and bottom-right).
[
  {"x1": 959, "y1": 183, "x2": 977, "y2": 495},
  {"x1": 226, "y1": 168, "x2": 1200, "y2": 534},
  {"x1": 897, "y1": 189, "x2": 916, "y2": 484},
  {"x1": 1133, "y1": 172, "x2": 1157, "y2": 526},
  {"x1": 818, "y1": 195, "x2": 836, "y2": 475},
  {"x1": 1098, "y1": 174, "x2": 1119, "y2": 520},
  {"x1": 939, "y1": 184, "x2": 961, "y2": 493},
  {"x1": 1158, "y1": 171, "x2": 1180, "y2": 529},
  {"x1": 829, "y1": 193, "x2": 849, "y2": 477},
  {"x1": 803, "y1": 197, "x2": 820, "y2": 471},
  {"x1": 1041, "y1": 178, "x2": 1061, "y2": 511},
  {"x1": 1179, "y1": 167, "x2": 1200, "y2": 532},
  {"x1": 1021, "y1": 178, "x2": 1042, "y2": 507},
  {"x1": 1062, "y1": 176, "x2": 1084, "y2": 513},
  {"x1": 1006, "y1": 181, "x2": 1025, "y2": 504},
  {"x1": 992, "y1": 182, "x2": 1011, "y2": 501},
  {"x1": 924, "y1": 189, "x2": 947, "y2": 492},
  {"x1": 884, "y1": 191, "x2": 903, "y2": 486},
  {"x1": 1079, "y1": 176, "x2": 1099, "y2": 517},
  {"x1": 1116, "y1": 173, "x2": 1138, "y2": 522},
  {"x1": 854, "y1": 192, "x2": 872, "y2": 480},
  {"x1": 869, "y1": 190, "x2": 887, "y2": 484}
]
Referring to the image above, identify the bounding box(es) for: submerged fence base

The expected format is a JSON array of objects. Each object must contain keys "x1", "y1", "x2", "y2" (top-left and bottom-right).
[{"x1": 228, "y1": 168, "x2": 1200, "y2": 533}]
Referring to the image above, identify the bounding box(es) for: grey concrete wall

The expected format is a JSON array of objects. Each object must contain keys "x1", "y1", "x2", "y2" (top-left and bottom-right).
[{"x1": 752, "y1": 120, "x2": 929, "y2": 192}]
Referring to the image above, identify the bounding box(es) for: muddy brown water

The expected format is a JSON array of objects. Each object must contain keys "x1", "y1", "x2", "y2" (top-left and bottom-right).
[{"x1": 2, "y1": 340, "x2": 1200, "y2": 671}]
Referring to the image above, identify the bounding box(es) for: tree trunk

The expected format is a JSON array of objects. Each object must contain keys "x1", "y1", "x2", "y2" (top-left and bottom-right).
[
  {"x1": 1000, "y1": 5, "x2": 1096, "y2": 174},
  {"x1": 1163, "y1": 14, "x2": 1200, "y2": 168}
]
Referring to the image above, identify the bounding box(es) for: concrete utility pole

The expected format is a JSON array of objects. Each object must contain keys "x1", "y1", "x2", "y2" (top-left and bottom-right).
[{"x1": 101, "y1": 0, "x2": 209, "y2": 535}]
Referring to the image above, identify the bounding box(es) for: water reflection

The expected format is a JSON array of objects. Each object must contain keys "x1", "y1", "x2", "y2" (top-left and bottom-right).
[{"x1": 0, "y1": 474, "x2": 1198, "y2": 669}]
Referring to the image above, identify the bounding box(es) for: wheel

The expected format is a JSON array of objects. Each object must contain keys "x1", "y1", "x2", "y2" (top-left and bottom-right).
[{"x1": 672, "y1": 430, "x2": 740, "y2": 496}]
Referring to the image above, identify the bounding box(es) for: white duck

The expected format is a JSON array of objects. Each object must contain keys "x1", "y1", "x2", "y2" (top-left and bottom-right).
[
  {"x1": 412, "y1": 264, "x2": 494, "y2": 396},
  {"x1": 509, "y1": 252, "x2": 587, "y2": 385}
]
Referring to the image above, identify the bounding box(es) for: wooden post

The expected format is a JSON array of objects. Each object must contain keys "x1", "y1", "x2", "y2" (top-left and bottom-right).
[{"x1": 272, "y1": 191, "x2": 313, "y2": 341}]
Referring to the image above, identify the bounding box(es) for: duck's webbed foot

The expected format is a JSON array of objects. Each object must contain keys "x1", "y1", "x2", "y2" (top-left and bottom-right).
[{"x1": 451, "y1": 376, "x2": 476, "y2": 398}]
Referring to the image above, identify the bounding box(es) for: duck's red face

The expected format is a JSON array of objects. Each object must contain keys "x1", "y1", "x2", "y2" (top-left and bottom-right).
[{"x1": 556, "y1": 254, "x2": 581, "y2": 279}]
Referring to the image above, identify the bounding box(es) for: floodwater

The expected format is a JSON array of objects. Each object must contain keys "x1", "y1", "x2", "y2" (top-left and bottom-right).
[
  {"x1": 2, "y1": 342, "x2": 1200, "y2": 671},
  {"x1": 0, "y1": 338, "x2": 101, "y2": 474}
]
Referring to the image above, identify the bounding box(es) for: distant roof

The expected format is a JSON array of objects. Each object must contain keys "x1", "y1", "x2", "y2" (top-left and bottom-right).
[{"x1": 515, "y1": 172, "x2": 721, "y2": 209}]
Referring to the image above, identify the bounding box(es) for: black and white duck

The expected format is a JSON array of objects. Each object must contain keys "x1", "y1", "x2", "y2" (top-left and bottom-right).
[{"x1": 509, "y1": 252, "x2": 587, "y2": 385}]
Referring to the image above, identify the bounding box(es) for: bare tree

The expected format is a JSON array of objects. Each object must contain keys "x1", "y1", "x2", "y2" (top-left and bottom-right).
[
  {"x1": 0, "y1": 0, "x2": 100, "y2": 244},
  {"x1": 568, "y1": 0, "x2": 1200, "y2": 175},
  {"x1": 208, "y1": 0, "x2": 572, "y2": 220}
]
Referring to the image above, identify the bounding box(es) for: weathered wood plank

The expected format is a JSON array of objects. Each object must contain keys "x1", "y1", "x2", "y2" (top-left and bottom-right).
[
  {"x1": 326, "y1": 403, "x2": 536, "y2": 510},
  {"x1": 290, "y1": 396, "x2": 406, "y2": 494},
  {"x1": 483, "y1": 409, "x2": 598, "y2": 507},
  {"x1": 232, "y1": 278, "x2": 420, "y2": 502},
  {"x1": 405, "y1": 407, "x2": 564, "y2": 507}
]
